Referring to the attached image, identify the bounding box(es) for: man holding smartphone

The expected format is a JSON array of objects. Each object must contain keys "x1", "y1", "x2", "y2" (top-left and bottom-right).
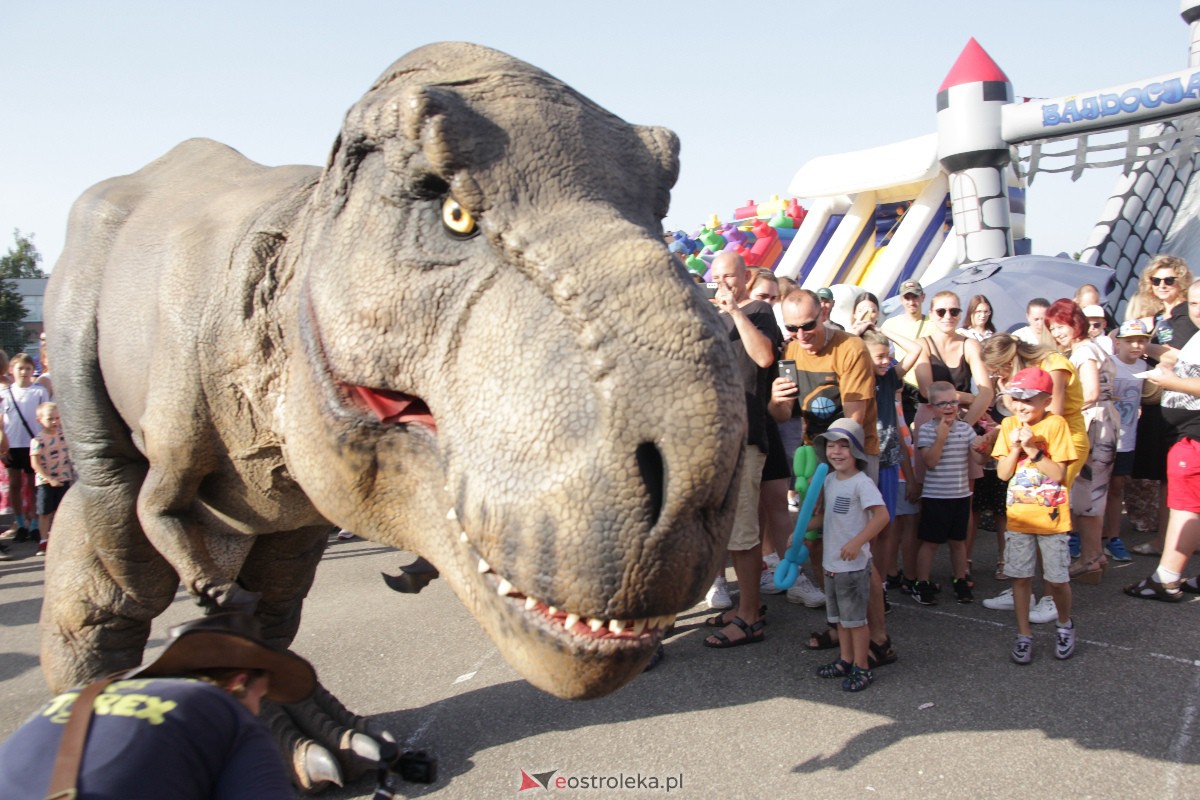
[
  {"x1": 701, "y1": 252, "x2": 782, "y2": 648},
  {"x1": 768, "y1": 289, "x2": 898, "y2": 668}
]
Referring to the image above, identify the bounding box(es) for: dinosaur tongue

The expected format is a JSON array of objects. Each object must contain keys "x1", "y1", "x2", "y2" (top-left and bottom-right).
[{"x1": 350, "y1": 386, "x2": 437, "y2": 431}]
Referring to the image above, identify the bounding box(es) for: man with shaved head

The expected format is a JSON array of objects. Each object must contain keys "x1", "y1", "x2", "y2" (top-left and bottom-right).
[{"x1": 702, "y1": 252, "x2": 782, "y2": 649}]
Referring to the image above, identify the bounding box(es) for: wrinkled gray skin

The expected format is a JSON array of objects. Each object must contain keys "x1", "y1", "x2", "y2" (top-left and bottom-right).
[{"x1": 41, "y1": 42, "x2": 745, "y2": 789}]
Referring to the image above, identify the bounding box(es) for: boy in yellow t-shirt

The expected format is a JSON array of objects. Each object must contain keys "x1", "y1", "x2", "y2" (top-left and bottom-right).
[{"x1": 992, "y1": 368, "x2": 1079, "y2": 665}]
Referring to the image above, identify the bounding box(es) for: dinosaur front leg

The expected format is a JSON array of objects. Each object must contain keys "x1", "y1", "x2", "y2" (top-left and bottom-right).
[
  {"x1": 135, "y1": 462, "x2": 262, "y2": 611},
  {"x1": 240, "y1": 526, "x2": 398, "y2": 792}
]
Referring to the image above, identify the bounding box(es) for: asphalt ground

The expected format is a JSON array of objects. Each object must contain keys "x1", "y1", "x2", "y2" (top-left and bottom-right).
[{"x1": 1, "y1": 522, "x2": 1198, "y2": 800}]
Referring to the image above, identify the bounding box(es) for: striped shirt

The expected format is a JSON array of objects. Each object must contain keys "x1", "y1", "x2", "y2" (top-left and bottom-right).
[{"x1": 917, "y1": 419, "x2": 974, "y2": 499}]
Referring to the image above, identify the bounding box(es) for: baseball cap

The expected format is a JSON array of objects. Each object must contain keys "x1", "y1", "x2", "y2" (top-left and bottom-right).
[
  {"x1": 816, "y1": 287, "x2": 834, "y2": 301},
  {"x1": 1116, "y1": 319, "x2": 1151, "y2": 338},
  {"x1": 815, "y1": 418, "x2": 868, "y2": 466},
  {"x1": 898, "y1": 279, "x2": 923, "y2": 297},
  {"x1": 1082, "y1": 304, "x2": 1105, "y2": 319},
  {"x1": 1002, "y1": 367, "x2": 1054, "y2": 400}
]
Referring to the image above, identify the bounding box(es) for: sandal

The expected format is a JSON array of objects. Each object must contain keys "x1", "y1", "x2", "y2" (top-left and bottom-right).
[
  {"x1": 702, "y1": 616, "x2": 766, "y2": 648},
  {"x1": 868, "y1": 637, "x2": 898, "y2": 669},
  {"x1": 995, "y1": 561, "x2": 1010, "y2": 581},
  {"x1": 816, "y1": 658, "x2": 853, "y2": 678},
  {"x1": 1182, "y1": 576, "x2": 1200, "y2": 595},
  {"x1": 842, "y1": 666, "x2": 874, "y2": 692},
  {"x1": 805, "y1": 626, "x2": 838, "y2": 650},
  {"x1": 1130, "y1": 542, "x2": 1163, "y2": 557},
  {"x1": 704, "y1": 605, "x2": 767, "y2": 628},
  {"x1": 1123, "y1": 575, "x2": 1183, "y2": 602},
  {"x1": 1069, "y1": 555, "x2": 1107, "y2": 585}
]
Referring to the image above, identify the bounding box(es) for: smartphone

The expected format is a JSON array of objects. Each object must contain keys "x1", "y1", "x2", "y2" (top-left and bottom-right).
[
  {"x1": 777, "y1": 359, "x2": 797, "y2": 384},
  {"x1": 703, "y1": 282, "x2": 719, "y2": 300}
]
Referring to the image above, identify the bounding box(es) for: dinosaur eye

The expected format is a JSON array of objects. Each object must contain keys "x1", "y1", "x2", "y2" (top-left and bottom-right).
[{"x1": 441, "y1": 196, "x2": 477, "y2": 238}]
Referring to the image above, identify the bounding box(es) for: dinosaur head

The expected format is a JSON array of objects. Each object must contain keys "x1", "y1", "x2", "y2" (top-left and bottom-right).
[{"x1": 282, "y1": 43, "x2": 745, "y2": 698}]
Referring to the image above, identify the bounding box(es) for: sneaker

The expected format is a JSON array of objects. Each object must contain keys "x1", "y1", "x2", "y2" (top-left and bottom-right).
[
  {"x1": 35, "y1": 540, "x2": 48, "y2": 556},
  {"x1": 13, "y1": 526, "x2": 29, "y2": 543},
  {"x1": 1055, "y1": 619, "x2": 1076, "y2": 660},
  {"x1": 1104, "y1": 537, "x2": 1133, "y2": 562},
  {"x1": 0, "y1": 542, "x2": 11, "y2": 561},
  {"x1": 899, "y1": 577, "x2": 915, "y2": 596},
  {"x1": 883, "y1": 583, "x2": 893, "y2": 615},
  {"x1": 1011, "y1": 634, "x2": 1033, "y2": 665},
  {"x1": 1068, "y1": 532, "x2": 1081, "y2": 559},
  {"x1": 763, "y1": 553, "x2": 780, "y2": 569},
  {"x1": 706, "y1": 576, "x2": 733, "y2": 610},
  {"x1": 1029, "y1": 595, "x2": 1058, "y2": 624},
  {"x1": 982, "y1": 587, "x2": 1017, "y2": 610},
  {"x1": 912, "y1": 580, "x2": 937, "y2": 606},
  {"x1": 952, "y1": 578, "x2": 973, "y2": 604},
  {"x1": 786, "y1": 573, "x2": 827, "y2": 607},
  {"x1": 335, "y1": 529, "x2": 356, "y2": 541},
  {"x1": 760, "y1": 566, "x2": 784, "y2": 595},
  {"x1": 885, "y1": 573, "x2": 903, "y2": 591},
  {"x1": 0, "y1": 526, "x2": 15, "y2": 541}
]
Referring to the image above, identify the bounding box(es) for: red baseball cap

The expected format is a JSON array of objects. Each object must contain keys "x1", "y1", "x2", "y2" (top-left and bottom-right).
[{"x1": 1003, "y1": 367, "x2": 1053, "y2": 399}]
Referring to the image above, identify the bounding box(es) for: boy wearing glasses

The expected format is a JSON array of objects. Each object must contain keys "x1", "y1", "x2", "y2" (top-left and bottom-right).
[{"x1": 912, "y1": 381, "x2": 983, "y2": 605}]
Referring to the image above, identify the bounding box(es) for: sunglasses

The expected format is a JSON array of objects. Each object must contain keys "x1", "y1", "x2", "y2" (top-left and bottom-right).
[
  {"x1": 934, "y1": 307, "x2": 962, "y2": 318},
  {"x1": 1088, "y1": 321, "x2": 1105, "y2": 329},
  {"x1": 1151, "y1": 276, "x2": 1177, "y2": 286},
  {"x1": 784, "y1": 319, "x2": 819, "y2": 333},
  {"x1": 932, "y1": 400, "x2": 958, "y2": 409}
]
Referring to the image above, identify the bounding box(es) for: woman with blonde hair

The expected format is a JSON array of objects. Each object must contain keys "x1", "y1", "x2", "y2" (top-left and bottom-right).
[{"x1": 1131, "y1": 254, "x2": 1194, "y2": 352}]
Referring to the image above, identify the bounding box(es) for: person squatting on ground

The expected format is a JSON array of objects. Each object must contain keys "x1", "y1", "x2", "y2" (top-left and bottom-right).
[
  {"x1": 991, "y1": 368, "x2": 1079, "y2": 664},
  {"x1": 913, "y1": 381, "x2": 985, "y2": 605},
  {"x1": 29, "y1": 401, "x2": 74, "y2": 556},
  {"x1": 808, "y1": 419, "x2": 889, "y2": 692},
  {"x1": 0, "y1": 612, "x2": 314, "y2": 799}
]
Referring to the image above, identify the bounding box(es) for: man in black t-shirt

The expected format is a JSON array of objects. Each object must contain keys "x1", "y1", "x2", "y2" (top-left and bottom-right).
[{"x1": 703, "y1": 251, "x2": 783, "y2": 649}]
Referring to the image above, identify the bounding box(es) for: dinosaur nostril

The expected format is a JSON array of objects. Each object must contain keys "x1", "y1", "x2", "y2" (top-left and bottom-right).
[{"x1": 635, "y1": 442, "x2": 665, "y2": 528}]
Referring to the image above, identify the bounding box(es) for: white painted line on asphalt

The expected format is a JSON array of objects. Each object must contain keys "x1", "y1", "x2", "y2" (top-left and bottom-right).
[
  {"x1": 405, "y1": 648, "x2": 498, "y2": 747},
  {"x1": 891, "y1": 604, "x2": 1200, "y2": 667}
]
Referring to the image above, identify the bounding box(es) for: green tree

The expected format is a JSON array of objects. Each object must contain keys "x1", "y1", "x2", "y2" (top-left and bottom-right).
[
  {"x1": 0, "y1": 230, "x2": 38, "y2": 357},
  {"x1": 0, "y1": 229, "x2": 46, "y2": 279}
]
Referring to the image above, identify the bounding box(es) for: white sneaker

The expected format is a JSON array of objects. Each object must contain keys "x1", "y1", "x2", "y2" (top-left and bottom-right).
[
  {"x1": 786, "y1": 573, "x2": 827, "y2": 607},
  {"x1": 760, "y1": 567, "x2": 784, "y2": 595},
  {"x1": 763, "y1": 553, "x2": 780, "y2": 569},
  {"x1": 336, "y1": 529, "x2": 356, "y2": 541},
  {"x1": 1029, "y1": 595, "x2": 1059, "y2": 624},
  {"x1": 706, "y1": 576, "x2": 733, "y2": 609},
  {"x1": 982, "y1": 588, "x2": 1017, "y2": 610}
]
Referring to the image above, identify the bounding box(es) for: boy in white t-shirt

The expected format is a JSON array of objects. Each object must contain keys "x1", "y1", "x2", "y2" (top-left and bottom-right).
[
  {"x1": 0, "y1": 353, "x2": 49, "y2": 542},
  {"x1": 1103, "y1": 320, "x2": 1150, "y2": 562}
]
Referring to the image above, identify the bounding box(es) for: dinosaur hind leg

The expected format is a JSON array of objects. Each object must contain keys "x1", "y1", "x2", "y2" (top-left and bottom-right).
[{"x1": 39, "y1": 467, "x2": 180, "y2": 692}]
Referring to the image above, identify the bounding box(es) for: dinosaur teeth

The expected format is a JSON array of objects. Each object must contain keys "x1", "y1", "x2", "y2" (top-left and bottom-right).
[
  {"x1": 548, "y1": 606, "x2": 558, "y2": 616},
  {"x1": 564, "y1": 613, "x2": 580, "y2": 630},
  {"x1": 496, "y1": 578, "x2": 514, "y2": 597},
  {"x1": 459, "y1": 531, "x2": 468, "y2": 544},
  {"x1": 477, "y1": 558, "x2": 490, "y2": 574},
  {"x1": 588, "y1": 618, "x2": 605, "y2": 633},
  {"x1": 631, "y1": 619, "x2": 647, "y2": 635},
  {"x1": 525, "y1": 596, "x2": 538, "y2": 611},
  {"x1": 608, "y1": 619, "x2": 627, "y2": 634},
  {"x1": 446, "y1": 508, "x2": 457, "y2": 520}
]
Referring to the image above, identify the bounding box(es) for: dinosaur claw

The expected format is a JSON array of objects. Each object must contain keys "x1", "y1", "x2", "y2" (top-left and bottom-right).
[
  {"x1": 300, "y1": 742, "x2": 344, "y2": 790},
  {"x1": 347, "y1": 730, "x2": 385, "y2": 762}
]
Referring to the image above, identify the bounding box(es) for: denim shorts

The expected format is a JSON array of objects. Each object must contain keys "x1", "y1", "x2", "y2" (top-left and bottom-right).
[{"x1": 825, "y1": 567, "x2": 869, "y2": 628}]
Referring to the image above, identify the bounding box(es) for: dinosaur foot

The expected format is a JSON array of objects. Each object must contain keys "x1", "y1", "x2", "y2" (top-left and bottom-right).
[{"x1": 262, "y1": 681, "x2": 400, "y2": 793}]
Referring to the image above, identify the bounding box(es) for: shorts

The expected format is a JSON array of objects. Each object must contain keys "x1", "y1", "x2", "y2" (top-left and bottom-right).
[
  {"x1": 863, "y1": 452, "x2": 880, "y2": 485},
  {"x1": 918, "y1": 495, "x2": 971, "y2": 543},
  {"x1": 1070, "y1": 405, "x2": 1118, "y2": 517},
  {"x1": 4, "y1": 447, "x2": 32, "y2": 474},
  {"x1": 761, "y1": 419, "x2": 789, "y2": 482},
  {"x1": 895, "y1": 481, "x2": 920, "y2": 516},
  {"x1": 877, "y1": 464, "x2": 898, "y2": 519},
  {"x1": 729, "y1": 445, "x2": 767, "y2": 550},
  {"x1": 1113, "y1": 450, "x2": 1135, "y2": 478},
  {"x1": 1004, "y1": 530, "x2": 1071, "y2": 583},
  {"x1": 1167, "y1": 437, "x2": 1200, "y2": 514},
  {"x1": 824, "y1": 567, "x2": 869, "y2": 628},
  {"x1": 36, "y1": 482, "x2": 70, "y2": 515}
]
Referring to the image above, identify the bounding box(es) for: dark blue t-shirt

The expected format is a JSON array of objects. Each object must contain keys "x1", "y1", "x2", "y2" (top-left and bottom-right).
[
  {"x1": 0, "y1": 678, "x2": 293, "y2": 799},
  {"x1": 875, "y1": 366, "x2": 902, "y2": 467}
]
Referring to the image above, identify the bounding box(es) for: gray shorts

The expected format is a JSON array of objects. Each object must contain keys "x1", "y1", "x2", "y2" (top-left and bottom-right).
[
  {"x1": 825, "y1": 568, "x2": 869, "y2": 628},
  {"x1": 1003, "y1": 531, "x2": 1071, "y2": 583}
]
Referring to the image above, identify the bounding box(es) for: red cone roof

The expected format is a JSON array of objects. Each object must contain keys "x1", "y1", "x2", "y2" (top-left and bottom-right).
[{"x1": 938, "y1": 38, "x2": 1010, "y2": 92}]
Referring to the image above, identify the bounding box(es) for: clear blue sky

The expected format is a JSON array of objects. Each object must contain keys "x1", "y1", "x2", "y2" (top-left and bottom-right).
[{"x1": 1, "y1": 1, "x2": 1190, "y2": 271}]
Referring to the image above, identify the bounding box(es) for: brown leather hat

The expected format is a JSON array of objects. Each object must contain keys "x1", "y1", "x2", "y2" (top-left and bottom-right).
[{"x1": 127, "y1": 613, "x2": 316, "y2": 704}]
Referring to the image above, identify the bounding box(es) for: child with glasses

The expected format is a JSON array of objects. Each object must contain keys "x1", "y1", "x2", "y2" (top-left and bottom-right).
[{"x1": 912, "y1": 381, "x2": 985, "y2": 605}]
